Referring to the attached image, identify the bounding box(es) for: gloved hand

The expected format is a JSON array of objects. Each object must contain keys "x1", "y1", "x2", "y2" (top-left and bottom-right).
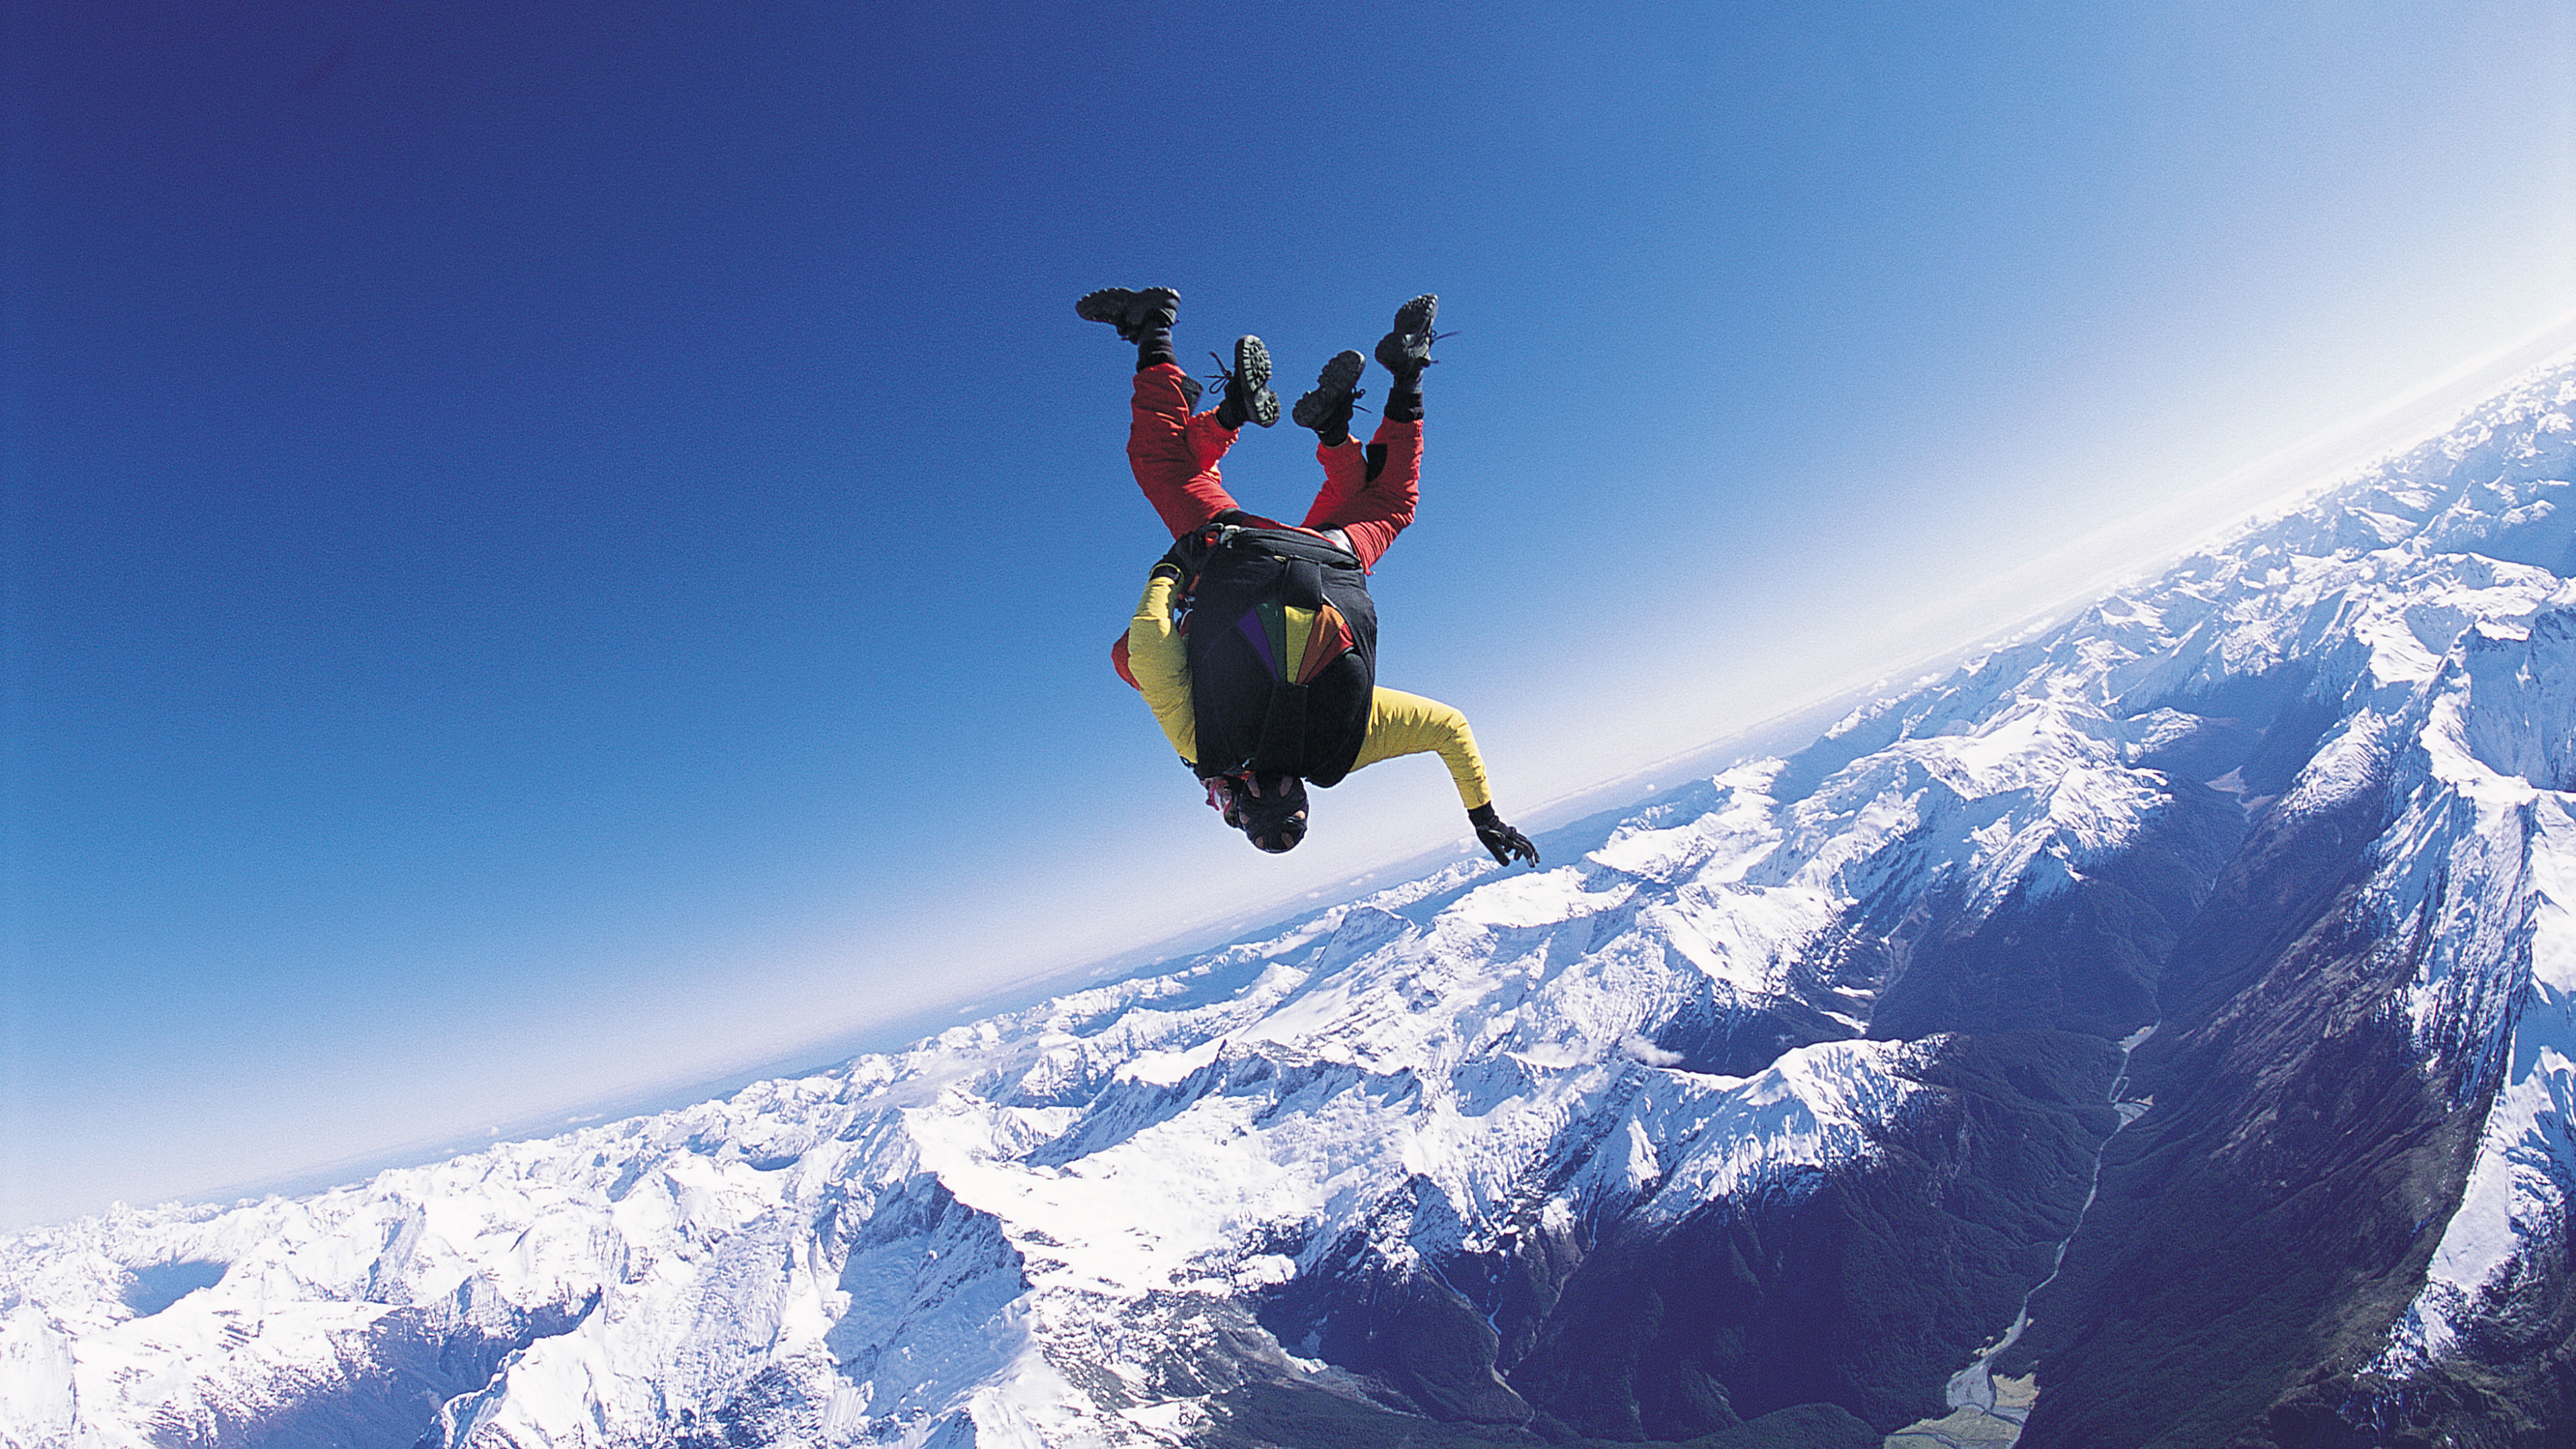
[
  {"x1": 1204, "y1": 772, "x2": 1244, "y2": 827},
  {"x1": 1468, "y1": 803, "x2": 1538, "y2": 867},
  {"x1": 1157, "y1": 528, "x2": 1215, "y2": 584}
]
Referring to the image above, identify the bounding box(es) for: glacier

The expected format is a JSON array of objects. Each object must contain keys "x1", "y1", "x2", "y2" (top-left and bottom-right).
[{"x1": 8, "y1": 358, "x2": 2576, "y2": 1447}]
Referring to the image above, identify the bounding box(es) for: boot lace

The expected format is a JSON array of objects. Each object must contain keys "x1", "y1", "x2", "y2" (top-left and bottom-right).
[{"x1": 1413, "y1": 327, "x2": 1460, "y2": 364}]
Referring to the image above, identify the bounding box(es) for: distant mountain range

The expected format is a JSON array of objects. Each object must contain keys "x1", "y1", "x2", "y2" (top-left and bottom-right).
[{"x1": 9, "y1": 356, "x2": 2576, "y2": 1448}]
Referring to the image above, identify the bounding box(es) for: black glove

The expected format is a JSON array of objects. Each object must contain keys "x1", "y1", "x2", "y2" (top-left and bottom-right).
[
  {"x1": 1468, "y1": 802, "x2": 1538, "y2": 867},
  {"x1": 1157, "y1": 528, "x2": 1214, "y2": 584}
]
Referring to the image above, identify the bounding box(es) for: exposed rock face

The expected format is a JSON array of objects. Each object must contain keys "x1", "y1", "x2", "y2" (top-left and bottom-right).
[
  {"x1": 1998, "y1": 371, "x2": 2576, "y2": 1449},
  {"x1": 4, "y1": 362, "x2": 2576, "y2": 1448}
]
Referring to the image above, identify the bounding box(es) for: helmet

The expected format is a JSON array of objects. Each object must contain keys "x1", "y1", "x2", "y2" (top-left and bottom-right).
[{"x1": 1208, "y1": 771, "x2": 1308, "y2": 853}]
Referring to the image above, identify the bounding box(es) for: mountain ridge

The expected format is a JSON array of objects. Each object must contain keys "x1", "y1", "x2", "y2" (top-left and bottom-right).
[{"x1": 9, "y1": 355, "x2": 2576, "y2": 1448}]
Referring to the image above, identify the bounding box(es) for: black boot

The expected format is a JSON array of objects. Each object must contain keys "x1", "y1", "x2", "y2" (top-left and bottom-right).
[
  {"x1": 1292, "y1": 350, "x2": 1367, "y2": 445},
  {"x1": 1210, "y1": 335, "x2": 1280, "y2": 429},
  {"x1": 1374, "y1": 293, "x2": 1437, "y2": 423},
  {"x1": 1076, "y1": 286, "x2": 1182, "y2": 372}
]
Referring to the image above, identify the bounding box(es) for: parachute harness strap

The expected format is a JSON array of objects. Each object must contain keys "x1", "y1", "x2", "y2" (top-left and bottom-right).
[{"x1": 1173, "y1": 523, "x2": 1241, "y2": 612}]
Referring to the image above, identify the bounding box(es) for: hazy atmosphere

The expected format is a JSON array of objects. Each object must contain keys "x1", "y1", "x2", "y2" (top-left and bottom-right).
[{"x1": 7, "y1": 0, "x2": 2575, "y2": 1228}]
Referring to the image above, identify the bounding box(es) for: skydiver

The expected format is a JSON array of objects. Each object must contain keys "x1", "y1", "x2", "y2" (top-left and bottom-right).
[{"x1": 1077, "y1": 286, "x2": 1540, "y2": 867}]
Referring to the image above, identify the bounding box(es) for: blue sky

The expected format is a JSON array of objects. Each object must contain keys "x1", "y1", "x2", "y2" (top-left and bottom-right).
[{"x1": 5, "y1": 0, "x2": 2573, "y2": 1227}]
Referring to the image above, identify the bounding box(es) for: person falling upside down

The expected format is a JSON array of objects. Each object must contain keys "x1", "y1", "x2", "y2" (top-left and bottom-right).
[{"x1": 1079, "y1": 285, "x2": 1540, "y2": 866}]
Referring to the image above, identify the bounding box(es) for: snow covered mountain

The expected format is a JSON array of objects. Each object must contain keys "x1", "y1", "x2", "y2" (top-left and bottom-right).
[{"x1": 9, "y1": 357, "x2": 2576, "y2": 1448}]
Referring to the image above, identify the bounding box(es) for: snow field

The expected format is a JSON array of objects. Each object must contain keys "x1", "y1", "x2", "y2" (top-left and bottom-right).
[{"x1": 5, "y1": 359, "x2": 2576, "y2": 1445}]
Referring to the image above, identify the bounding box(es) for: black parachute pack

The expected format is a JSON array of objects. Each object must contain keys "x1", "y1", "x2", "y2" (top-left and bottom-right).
[{"x1": 1165, "y1": 513, "x2": 1379, "y2": 787}]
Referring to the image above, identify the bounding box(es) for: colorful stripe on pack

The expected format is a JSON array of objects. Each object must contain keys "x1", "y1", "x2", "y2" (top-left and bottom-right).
[
  {"x1": 1239, "y1": 599, "x2": 1355, "y2": 684},
  {"x1": 1234, "y1": 608, "x2": 1277, "y2": 675}
]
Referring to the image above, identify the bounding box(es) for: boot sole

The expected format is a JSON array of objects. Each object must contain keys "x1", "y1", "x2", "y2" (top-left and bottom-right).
[
  {"x1": 1236, "y1": 335, "x2": 1280, "y2": 427},
  {"x1": 1292, "y1": 350, "x2": 1366, "y2": 430},
  {"x1": 1076, "y1": 286, "x2": 1180, "y2": 337},
  {"x1": 1074, "y1": 288, "x2": 1133, "y2": 325},
  {"x1": 1379, "y1": 294, "x2": 1439, "y2": 373}
]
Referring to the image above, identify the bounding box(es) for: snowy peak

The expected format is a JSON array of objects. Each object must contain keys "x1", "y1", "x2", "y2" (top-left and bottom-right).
[{"x1": 7, "y1": 355, "x2": 2576, "y2": 1448}]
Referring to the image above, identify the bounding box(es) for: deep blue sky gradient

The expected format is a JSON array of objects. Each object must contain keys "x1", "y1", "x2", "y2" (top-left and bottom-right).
[{"x1": 5, "y1": 0, "x2": 2574, "y2": 1225}]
